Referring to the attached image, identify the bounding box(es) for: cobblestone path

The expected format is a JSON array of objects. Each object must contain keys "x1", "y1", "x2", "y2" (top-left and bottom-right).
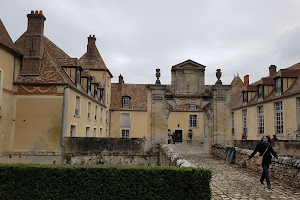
[{"x1": 168, "y1": 143, "x2": 300, "y2": 200}]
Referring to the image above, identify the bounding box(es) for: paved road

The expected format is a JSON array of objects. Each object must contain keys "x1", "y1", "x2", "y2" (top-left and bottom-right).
[{"x1": 168, "y1": 143, "x2": 300, "y2": 200}]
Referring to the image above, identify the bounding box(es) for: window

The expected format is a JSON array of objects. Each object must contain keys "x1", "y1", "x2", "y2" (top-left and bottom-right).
[
  {"x1": 122, "y1": 129, "x2": 130, "y2": 138},
  {"x1": 70, "y1": 125, "x2": 76, "y2": 137},
  {"x1": 86, "y1": 127, "x2": 90, "y2": 137},
  {"x1": 121, "y1": 113, "x2": 130, "y2": 127},
  {"x1": 122, "y1": 96, "x2": 130, "y2": 108},
  {"x1": 75, "y1": 96, "x2": 80, "y2": 116},
  {"x1": 87, "y1": 102, "x2": 91, "y2": 119},
  {"x1": 189, "y1": 115, "x2": 197, "y2": 128},
  {"x1": 275, "y1": 102, "x2": 283, "y2": 134},
  {"x1": 189, "y1": 105, "x2": 196, "y2": 111},
  {"x1": 275, "y1": 78, "x2": 282, "y2": 94},
  {"x1": 93, "y1": 128, "x2": 96, "y2": 137},
  {"x1": 242, "y1": 110, "x2": 247, "y2": 135},
  {"x1": 75, "y1": 68, "x2": 81, "y2": 85},
  {"x1": 100, "y1": 108, "x2": 103, "y2": 122},
  {"x1": 106, "y1": 111, "x2": 108, "y2": 124},
  {"x1": 95, "y1": 105, "x2": 98, "y2": 121},
  {"x1": 258, "y1": 106, "x2": 264, "y2": 135},
  {"x1": 94, "y1": 84, "x2": 98, "y2": 97},
  {"x1": 87, "y1": 78, "x2": 91, "y2": 93},
  {"x1": 258, "y1": 85, "x2": 263, "y2": 99},
  {"x1": 231, "y1": 112, "x2": 235, "y2": 136},
  {"x1": 243, "y1": 92, "x2": 247, "y2": 103},
  {"x1": 100, "y1": 128, "x2": 102, "y2": 137}
]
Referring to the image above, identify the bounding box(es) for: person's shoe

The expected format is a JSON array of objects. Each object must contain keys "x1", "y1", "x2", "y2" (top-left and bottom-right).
[
  {"x1": 260, "y1": 181, "x2": 264, "y2": 185},
  {"x1": 267, "y1": 184, "x2": 271, "y2": 189}
]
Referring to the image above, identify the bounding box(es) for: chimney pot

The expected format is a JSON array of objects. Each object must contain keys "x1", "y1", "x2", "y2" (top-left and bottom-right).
[
  {"x1": 39, "y1": 10, "x2": 43, "y2": 14},
  {"x1": 35, "y1": 10, "x2": 38, "y2": 14},
  {"x1": 31, "y1": 10, "x2": 34, "y2": 14},
  {"x1": 244, "y1": 75, "x2": 249, "y2": 85}
]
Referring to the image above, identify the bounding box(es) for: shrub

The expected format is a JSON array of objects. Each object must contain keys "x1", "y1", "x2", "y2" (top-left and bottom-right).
[{"x1": 0, "y1": 164, "x2": 211, "y2": 200}]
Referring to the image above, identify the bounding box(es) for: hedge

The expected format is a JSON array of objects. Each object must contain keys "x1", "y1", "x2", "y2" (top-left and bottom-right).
[{"x1": 0, "y1": 164, "x2": 211, "y2": 200}]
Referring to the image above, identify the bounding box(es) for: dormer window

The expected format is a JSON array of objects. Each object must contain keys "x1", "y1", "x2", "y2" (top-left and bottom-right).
[
  {"x1": 189, "y1": 105, "x2": 196, "y2": 111},
  {"x1": 75, "y1": 68, "x2": 81, "y2": 85},
  {"x1": 243, "y1": 92, "x2": 248, "y2": 103},
  {"x1": 258, "y1": 85, "x2": 263, "y2": 99},
  {"x1": 275, "y1": 78, "x2": 282, "y2": 94},
  {"x1": 94, "y1": 83, "x2": 98, "y2": 97},
  {"x1": 100, "y1": 88, "x2": 104, "y2": 101},
  {"x1": 87, "y1": 78, "x2": 91, "y2": 93},
  {"x1": 122, "y1": 96, "x2": 130, "y2": 108}
]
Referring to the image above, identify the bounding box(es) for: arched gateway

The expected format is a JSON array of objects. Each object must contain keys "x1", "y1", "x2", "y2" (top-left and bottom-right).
[{"x1": 147, "y1": 60, "x2": 232, "y2": 153}]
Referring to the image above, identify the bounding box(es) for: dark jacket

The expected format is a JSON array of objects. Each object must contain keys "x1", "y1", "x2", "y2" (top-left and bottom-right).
[{"x1": 249, "y1": 143, "x2": 278, "y2": 165}]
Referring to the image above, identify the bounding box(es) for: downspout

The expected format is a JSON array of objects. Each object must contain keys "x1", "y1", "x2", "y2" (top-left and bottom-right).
[
  {"x1": 13, "y1": 56, "x2": 16, "y2": 81},
  {"x1": 60, "y1": 85, "x2": 68, "y2": 164}
]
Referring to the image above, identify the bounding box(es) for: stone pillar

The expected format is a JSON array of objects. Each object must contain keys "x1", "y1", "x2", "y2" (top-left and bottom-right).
[
  {"x1": 203, "y1": 102, "x2": 213, "y2": 153},
  {"x1": 211, "y1": 85, "x2": 232, "y2": 145},
  {"x1": 147, "y1": 84, "x2": 167, "y2": 152}
]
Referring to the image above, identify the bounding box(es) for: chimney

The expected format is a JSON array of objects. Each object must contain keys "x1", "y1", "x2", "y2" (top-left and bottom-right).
[
  {"x1": 269, "y1": 65, "x2": 277, "y2": 76},
  {"x1": 119, "y1": 74, "x2": 124, "y2": 84},
  {"x1": 244, "y1": 75, "x2": 249, "y2": 85},
  {"x1": 27, "y1": 10, "x2": 46, "y2": 35},
  {"x1": 118, "y1": 74, "x2": 124, "y2": 90},
  {"x1": 87, "y1": 35, "x2": 96, "y2": 55},
  {"x1": 21, "y1": 10, "x2": 46, "y2": 75}
]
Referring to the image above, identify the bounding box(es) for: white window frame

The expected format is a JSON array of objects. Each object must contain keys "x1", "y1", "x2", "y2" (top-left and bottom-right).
[
  {"x1": 121, "y1": 129, "x2": 130, "y2": 138},
  {"x1": 121, "y1": 113, "x2": 131, "y2": 127},
  {"x1": 86, "y1": 126, "x2": 91, "y2": 137},
  {"x1": 122, "y1": 96, "x2": 130, "y2": 108},
  {"x1": 242, "y1": 109, "x2": 247, "y2": 135},
  {"x1": 87, "y1": 102, "x2": 91, "y2": 120},
  {"x1": 275, "y1": 102, "x2": 284, "y2": 134},
  {"x1": 70, "y1": 124, "x2": 77, "y2": 137},
  {"x1": 258, "y1": 106, "x2": 264, "y2": 135},
  {"x1": 75, "y1": 95, "x2": 81, "y2": 117},
  {"x1": 100, "y1": 108, "x2": 103, "y2": 122},
  {"x1": 275, "y1": 78, "x2": 282, "y2": 94},
  {"x1": 258, "y1": 85, "x2": 263, "y2": 99},
  {"x1": 189, "y1": 114, "x2": 197, "y2": 128},
  {"x1": 95, "y1": 105, "x2": 98, "y2": 121}
]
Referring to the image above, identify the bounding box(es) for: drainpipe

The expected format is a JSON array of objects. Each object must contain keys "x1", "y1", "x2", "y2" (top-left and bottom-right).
[{"x1": 60, "y1": 85, "x2": 68, "y2": 164}]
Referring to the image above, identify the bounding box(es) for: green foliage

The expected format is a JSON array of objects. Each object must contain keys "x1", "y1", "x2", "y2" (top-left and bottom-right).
[{"x1": 0, "y1": 164, "x2": 211, "y2": 200}]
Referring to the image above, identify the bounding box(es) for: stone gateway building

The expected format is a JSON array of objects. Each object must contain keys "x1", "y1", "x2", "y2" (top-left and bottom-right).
[{"x1": 0, "y1": 11, "x2": 299, "y2": 164}]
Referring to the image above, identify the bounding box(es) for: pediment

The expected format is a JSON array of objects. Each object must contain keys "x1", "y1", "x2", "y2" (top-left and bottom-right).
[{"x1": 171, "y1": 59, "x2": 206, "y2": 71}]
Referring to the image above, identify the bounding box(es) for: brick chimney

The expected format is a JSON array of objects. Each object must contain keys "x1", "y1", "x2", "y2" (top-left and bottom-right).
[
  {"x1": 87, "y1": 35, "x2": 96, "y2": 55},
  {"x1": 269, "y1": 65, "x2": 277, "y2": 76},
  {"x1": 244, "y1": 75, "x2": 249, "y2": 85},
  {"x1": 118, "y1": 74, "x2": 124, "y2": 91},
  {"x1": 27, "y1": 10, "x2": 46, "y2": 35},
  {"x1": 119, "y1": 74, "x2": 124, "y2": 84},
  {"x1": 21, "y1": 10, "x2": 46, "y2": 75}
]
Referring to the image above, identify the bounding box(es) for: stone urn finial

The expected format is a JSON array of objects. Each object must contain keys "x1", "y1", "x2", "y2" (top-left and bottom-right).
[
  {"x1": 155, "y1": 68, "x2": 161, "y2": 84},
  {"x1": 215, "y1": 69, "x2": 222, "y2": 85}
]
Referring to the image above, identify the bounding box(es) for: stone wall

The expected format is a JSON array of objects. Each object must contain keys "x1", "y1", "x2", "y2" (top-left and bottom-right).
[
  {"x1": 233, "y1": 140, "x2": 300, "y2": 157},
  {"x1": 63, "y1": 137, "x2": 158, "y2": 166},
  {"x1": 159, "y1": 144, "x2": 194, "y2": 167},
  {"x1": 212, "y1": 144, "x2": 300, "y2": 188}
]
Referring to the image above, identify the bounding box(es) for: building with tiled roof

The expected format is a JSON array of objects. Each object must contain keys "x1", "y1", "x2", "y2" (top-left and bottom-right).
[
  {"x1": 0, "y1": 11, "x2": 111, "y2": 164},
  {"x1": 230, "y1": 64, "x2": 300, "y2": 141}
]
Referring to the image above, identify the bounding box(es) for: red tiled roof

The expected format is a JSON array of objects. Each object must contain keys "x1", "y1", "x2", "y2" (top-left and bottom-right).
[{"x1": 110, "y1": 83, "x2": 148, "y2": 111}]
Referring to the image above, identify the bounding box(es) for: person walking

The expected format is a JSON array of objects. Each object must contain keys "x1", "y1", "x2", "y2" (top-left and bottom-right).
[
  {"x1": 246, "y1": 136, "x2": 280, "y2": 189},
  {"x1": 172, "y1": 132, "x2": 176, "y2": 144}
]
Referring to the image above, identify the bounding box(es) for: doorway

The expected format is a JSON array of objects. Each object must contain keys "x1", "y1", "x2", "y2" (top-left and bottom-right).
[{"x1": 174, "y1": 130, "x2": 183, "y2": 142}]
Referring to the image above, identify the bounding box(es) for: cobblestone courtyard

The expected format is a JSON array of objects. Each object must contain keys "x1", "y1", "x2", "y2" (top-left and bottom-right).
[{"x1": 168, "y1": 143, "x2": 300, "y2": 200}]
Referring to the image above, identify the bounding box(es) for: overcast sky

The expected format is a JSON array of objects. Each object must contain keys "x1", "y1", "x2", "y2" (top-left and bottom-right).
[{"x1": 1, "y1": 0, "x2": 300, "y2": 85}]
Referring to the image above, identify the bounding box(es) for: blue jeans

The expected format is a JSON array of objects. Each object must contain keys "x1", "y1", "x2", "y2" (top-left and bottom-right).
[{"x1": 261, "y1": 164, "x2": 270, "y2": 185}]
